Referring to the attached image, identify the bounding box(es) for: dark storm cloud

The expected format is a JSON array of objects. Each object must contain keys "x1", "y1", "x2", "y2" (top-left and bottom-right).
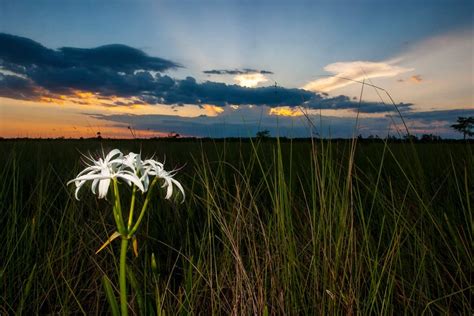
[
  {"x1": 306, "y1": 95, "x2": 413, "y2": 114},
  {"x1": 158, "y1": 76, "x2": 314, "y2": 107},
  {"x1": 0, "y1": 33, "x2": 410, "y2": 114},
  {"x1": 26, "y1": 66, "x2": 175, "y2": 96},
  {"x1": 57, "y1": 45, "x2": 181, "y2": 73},
  {"x1": 0, "y1": 74, "x2": 42, "y2": 100},
  {"x1": 0, "y1": 34, "x2": 65, "y2": 69},
  {"x1": 0, "y1": 33, "x2": 180, "y2": 73},
  {"x1": 203, "y1": 68, "x2": 274, "y2": 75}
]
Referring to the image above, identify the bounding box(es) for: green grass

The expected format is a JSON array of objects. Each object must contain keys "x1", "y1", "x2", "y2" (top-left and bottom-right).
[{"x1": 0, "y1": 139, "x2": 472, "y2": 314}]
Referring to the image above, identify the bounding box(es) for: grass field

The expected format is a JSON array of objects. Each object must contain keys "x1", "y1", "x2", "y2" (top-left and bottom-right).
[{"x1": 0, "y1": 139, "x2": 472, "y2": 315}]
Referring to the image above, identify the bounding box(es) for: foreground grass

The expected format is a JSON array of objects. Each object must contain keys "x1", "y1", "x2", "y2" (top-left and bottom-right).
[{"x1": 0, "y1": 139, "x2": 472, "y2": 314}]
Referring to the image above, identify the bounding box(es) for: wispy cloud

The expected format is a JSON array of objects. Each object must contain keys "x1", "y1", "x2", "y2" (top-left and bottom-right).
[
  {"x1": 302, "y1": 60, "x2": 413, "y2": 92},
  {"x1": 398, "y1": 74, "x2": 423, "y2": 83},
  {"x1": 203, "y1": 68, "x2": 273, "y2": 75},
  {"x1": 410, "y1": 74, "x2": 423, "y2": 83}
]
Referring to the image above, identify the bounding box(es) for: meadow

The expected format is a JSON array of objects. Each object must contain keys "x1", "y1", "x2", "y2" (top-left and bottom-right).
[{"x1": 0, "y1": 138, "x2": 472, "y2": 315}]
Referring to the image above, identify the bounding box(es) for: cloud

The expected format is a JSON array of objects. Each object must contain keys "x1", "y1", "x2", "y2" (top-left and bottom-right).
[
  {"x1": 0, "y1": 33, "x2": 180, "y2": 74},
  {"x1": 397, "y1": 74, "x2": 423, "y2": 83},
  {"x1": 0, "y1": 32, "x2": 181, "y2": 100},
  {"x1": 204, "y1": 68, "x2": 273, "y2": 88},
  {"x1": 0, "y1": 33, "x2": 411, "y2": 115},
  {"x1": 302, "y1": 60, "x2": 413, "y2": 92},
  {"x1": 0, "y1": 73, "x2": 41, "y2": 100},
  {"x1": 0, "y1": 34, "x2": 313, "y2": 107},
  {"x1": 203, "y1": 68, "x2": 273, "y2": 75},
  {"x1": 305, "y1": 94, "x2": 412, "y2": 114},
  {"x1": 58, "y1": 45, "x2": 181, "y2": 73},
  {"x1": 158, "y1": 77, "x2": 315, "y2": 107},
  {"x1": 410, "y1": 74, "x2": 423, "y2": 83}
]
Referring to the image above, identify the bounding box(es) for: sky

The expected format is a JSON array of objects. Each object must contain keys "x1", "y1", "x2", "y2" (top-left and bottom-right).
[{"x1": 0, "y1": 0, "x2": 473, "y2": 138}]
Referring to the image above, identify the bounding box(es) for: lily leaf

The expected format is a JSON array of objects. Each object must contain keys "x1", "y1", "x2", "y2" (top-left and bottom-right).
[
  {"x1": 96, "y1": 231, "x2": 122, "y2": 254},
  {"x1": 132, "y1": 235, "x2": 139, "y2": 257}
]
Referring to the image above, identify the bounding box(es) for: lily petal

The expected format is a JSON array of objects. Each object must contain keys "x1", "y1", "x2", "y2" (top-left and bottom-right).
[
  {"x1": 117, "y1": 173, "x2": 145, "y2": 192},
  {"x1": 105, "y1": 149, "x2": 123, "y2": 162},
  {"x1": 98, "y1": 178, "x2": 111, "y2": 199},
  {"x1": 171, "y1": 178, "x2": 185, "y2": 202}
]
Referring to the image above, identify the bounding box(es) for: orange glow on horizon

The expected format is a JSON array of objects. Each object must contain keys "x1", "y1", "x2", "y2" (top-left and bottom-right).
[
  {"x1": 0, "y1": 96, "x2": 196, "y2": 138},
  {"x1": 10, "y1": 89, "x2": 218, "y2": 117},
  {"x1": 269, "y1": 107, "x2": 304, "y2": 117},
  {"x1": 0, "y1": 119, "x2": 169, "y2": 139}
]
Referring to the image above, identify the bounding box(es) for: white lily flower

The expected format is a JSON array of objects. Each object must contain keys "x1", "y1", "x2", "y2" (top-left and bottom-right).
[
  {"x1": 68, "y1": 149, "x2": 145, "y2": 200},
  {"x1": 122, "y1": 152, "x2": 149, "y2": 190},
  {"x1": 123, "y1": 152, "x2": 143, "y2": 173},
  {"x1": 143, "y1": 159, "x2": 185, "y2": 202}
]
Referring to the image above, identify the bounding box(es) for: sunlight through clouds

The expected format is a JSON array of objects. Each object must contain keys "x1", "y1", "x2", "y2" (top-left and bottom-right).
[
  {"x1": 202, "y1": 104, "x2": 225, "y2": 116},
  {"x1": 268, "y1": 107, "x2": 303, "y2": 117},
  {"x1": 234, "y1": 73, "x2": 269, "y2": 87}
]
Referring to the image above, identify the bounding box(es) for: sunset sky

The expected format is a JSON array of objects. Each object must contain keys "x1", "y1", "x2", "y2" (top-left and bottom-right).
[{"x1": 0, "y1": 0, "x2": 473, "y2": 138}]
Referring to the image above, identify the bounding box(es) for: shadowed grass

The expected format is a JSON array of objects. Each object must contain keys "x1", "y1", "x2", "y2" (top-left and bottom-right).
[{"x1": 0, "y1": 139, "x2": 472, "y2": 314}]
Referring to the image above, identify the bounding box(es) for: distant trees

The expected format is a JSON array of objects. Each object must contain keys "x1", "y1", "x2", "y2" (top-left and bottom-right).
[
  {"x1": 256, "y1": 130, "x2": 270, "y2": 139},
  {"x1": 451, "y1": 116, "x2": 474, "y2": 140},
  {"x1": 403, "y1": 134, "x2": 418, "y2": 142},
  {"x1": 167, "y1": 131, "x2": 180, "y2": 138},
  {"x1": 367, "y1": 134, "x2": 380, "y2": 140},
  {"x1": 420, "y1": 134, "x2": 442, "y2": 142},
  {"x1": 356, "y1": 134, "x2": 443, "y2": 142}
]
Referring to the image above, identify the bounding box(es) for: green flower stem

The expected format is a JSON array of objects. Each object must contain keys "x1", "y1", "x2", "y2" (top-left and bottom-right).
[
  {"x1": 112, "y1": 197, "x2": 123, "y2": 234},
  {"x1": 119, "y1": 237, "x2": 129, "y2": 316},
  {"x1": 115, "y1": 177, "x2": 158, "y2": 316},
  {"x1": 112, "y1": 179, "x2": 126, "y2": 234},
  {"x1": 128, "y1": 177, "x2": 158, "y2": 237},
  {"x1": 127, "y1": 185, "x2": 137, "y2": 230}
]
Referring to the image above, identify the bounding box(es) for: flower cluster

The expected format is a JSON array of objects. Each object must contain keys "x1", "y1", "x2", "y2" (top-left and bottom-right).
[{"x1": 68, "y1": 149, "x2": 184, "y2": 201}]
